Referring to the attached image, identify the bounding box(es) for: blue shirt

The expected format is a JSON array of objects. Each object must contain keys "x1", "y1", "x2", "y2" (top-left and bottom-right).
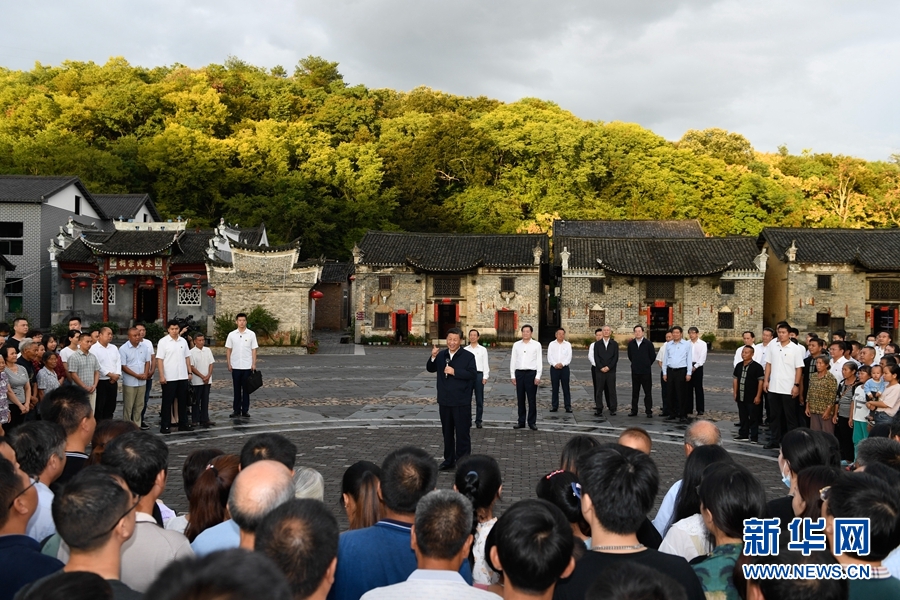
[
  {"x1": 0, "y1": 534, "x2": 63, "y2": 600},
  {"x1": 663, "y1": 340, "x2": 693, "y2": 376},
  {"x1": 119, "y1": 341, "x2": 151, "y2": 387},
  {"x1": 865, "y1": 378, "x2": 886, "y2": 397},
  {"x1": 190, "y1": 518, "x2": 240, "y2": 556},
  {"x1": 328, "y1": 519, "x2": 472, "y2": 600}
]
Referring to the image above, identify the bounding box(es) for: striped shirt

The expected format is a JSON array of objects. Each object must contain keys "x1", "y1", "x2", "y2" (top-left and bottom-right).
[{"x1": 67, "y1": 349, "x2": 100, "y2": 388}]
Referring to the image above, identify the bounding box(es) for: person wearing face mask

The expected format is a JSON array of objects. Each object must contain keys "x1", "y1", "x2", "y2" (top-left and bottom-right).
[{"x1": 766, "y1": 428, "x2": 841, "y2": 535}]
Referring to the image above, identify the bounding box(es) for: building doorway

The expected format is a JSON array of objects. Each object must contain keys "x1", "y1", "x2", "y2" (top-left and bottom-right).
[
  {"x1": 497, "y1": 310, "x2": 517, "y2": 343},
  {"x1": 437, "y1": 303, "x2": 457, "y2": 339},
  {"x1": 649, "y1": 306, "x2": 670, "y2": 343},
  {"x1": 137, "y1": 287, "x2": 158, "y2": 324},
  {"x1": 395, "y1": 313, "x2": 409, "y2": 342},
  {"x1": 873, "y1": 306, "x2": 896, "y2": 337}
]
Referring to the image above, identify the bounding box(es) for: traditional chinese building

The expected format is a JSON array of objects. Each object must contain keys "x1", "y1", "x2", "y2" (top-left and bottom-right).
[
  {"x1": 554, "y1": 220, "x2": 765, "y2": 344},
  {"x1": 313, "y1": 261, "x2": 354, "y2": 331},
  {"x1": 758, "y1": 228, "x2": 900, "y2": 340},
  {"x1": 352, "y1": 231, "x2": 549, "y2": 343}
]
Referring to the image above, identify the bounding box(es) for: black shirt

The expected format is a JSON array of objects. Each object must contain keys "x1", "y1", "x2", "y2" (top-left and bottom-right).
[
  {"x1": 637, "y1": 517, "x2": 663, "y2": 550},
  {"x1": 732, "y1": 361, "x2": 764, "y2": 403},
  {"x1": 553, "y1": 548, "x2": 705, "y2": 600},
  {"x1": 50, "y1": 452, "x2": 89, "y2": 495},
  {"x1": 16, "y1": 572, "x2": 143, "y2": 600}
]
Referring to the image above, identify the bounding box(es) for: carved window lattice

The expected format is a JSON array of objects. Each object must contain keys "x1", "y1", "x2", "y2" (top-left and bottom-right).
[
  {"x1": 91, "y1": 284, "x2": 115, "y2": 305},
  {"x1": 870, "y1": 280, "x2": 900, "y2": 301},
  {"x1": 646, "y1": 280, "x2": 675, "y2": 299},
  {"x1": 433, "y1": 278, "x2": 461, "y2": 297},
  {"x1": 589, "y1": 310, "x2": 606, "y2": 328},
  {"x1": 177, "y1": 286, "x2": 201, "y2": 306}
]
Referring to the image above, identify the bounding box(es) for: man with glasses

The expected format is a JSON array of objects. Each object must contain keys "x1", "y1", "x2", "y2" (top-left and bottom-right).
[
  {"x1": 8, "y1": 421, "x2": 67, "y2": 543},
  {"x1": 0, "y1": 457, "x2": 63, "y2": 600},
  {"x1": 15, "y1": 466, "x2": 142, "y2": 600}
]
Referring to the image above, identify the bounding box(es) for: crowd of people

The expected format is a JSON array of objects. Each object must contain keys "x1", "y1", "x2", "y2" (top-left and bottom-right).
[{"x1": 3, "y1": 376, "x2": 900, "y2": 600}]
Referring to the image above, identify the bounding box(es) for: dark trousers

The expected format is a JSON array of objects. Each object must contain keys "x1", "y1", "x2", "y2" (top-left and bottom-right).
[
  {"x1": 472, "y1": 372, "x2": 484, "y2": 425},
  {"x1": 439, "y1": 403, "x2": 471, "y2": 464},
  {"x1": 667, "y1": 368, "x2": 689, "y2": 418},
  {"x1": 231, "y1": 369, "x2": 252, "y2": 414},
  {"x1": 738, "y1": 400, "x2": 762, "y2": 441},
  {"x1": 594, "y1": 369, "x2": 617, "y2": 414},
  {"x1": 835, "y1": 416, "x2": 855, "y2": 462},
  {"x1": 160, "y1": 379, "x2": 188, "y2": 430},
  {"x1": 550, "y1": 366, "x2": 571, "y2": 410},
  {"x1": 631, "y1": 372, "x2": 652, "y2": 415},
  {"x1": 192, "y1": 384, "x2": 211, "y2": 424},
  {"x1": 140, "y1": 372, "x2": 152, "y2": 424},
  {"x1": 95, "y1": 379, "x2": 118, "y2": 420},
  {"x1": 796, "y1": 399, "x2": 810, "y2": 429},
  {"x1": 690, "y1": 366, "x2": 705, "y2": 413},
  {"x1": 769, "y1": 392, "x2": 799, "y2": 444},
  {"x1": 515, "y1": 369, "x2": 538, "y2": 427},
  {"x1": 660, "y1": 372, "x2": 669, "y2": 414}
]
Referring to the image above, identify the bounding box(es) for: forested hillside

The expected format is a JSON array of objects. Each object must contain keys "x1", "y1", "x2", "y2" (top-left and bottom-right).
[{"x1": 1, "y1": 56, "x2": 898, "y2": 259}]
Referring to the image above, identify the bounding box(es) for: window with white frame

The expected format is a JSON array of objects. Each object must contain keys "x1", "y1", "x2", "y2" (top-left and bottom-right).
[
  {"x1": 178, "y1": 286, "x2": 202, "y2": 306},
  {"x1": 91, "y1": 284, "x2": 115, "y2": 305}
]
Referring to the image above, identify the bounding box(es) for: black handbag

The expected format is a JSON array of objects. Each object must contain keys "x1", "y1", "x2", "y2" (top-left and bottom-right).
[{"x1": 244, "y1": 370, "x2": 263, "y2": 395}]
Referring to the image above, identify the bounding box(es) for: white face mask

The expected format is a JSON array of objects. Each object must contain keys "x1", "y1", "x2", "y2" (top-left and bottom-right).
[
  {"x1": 868, "y1": 341, "x2": 876, "y2": 347},
  {"x1": 781, "y1": 464, "x2": 791, "y2": 489}
]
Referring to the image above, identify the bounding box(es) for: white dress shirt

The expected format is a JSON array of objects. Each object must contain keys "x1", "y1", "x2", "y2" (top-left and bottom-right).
[
  {"x1": 755, "y1": 341, "x2": 769, "y2": 367},
  {"x1": 652, "y1": 479, "x2": 682, "y2": 535},
  {"x1": 510, "y1": 339, "x2": 542, "y2": 380},
  {"x1": 588, "y1": 342, "x2": 597, "y2": 367},
  {"x1": 360, "y1": 569, "x2": 497, "y2": 600},
  {"x1": 766, "y1": 341, "x2": 805, "y2": 395},
  {"x1": 690, "y1": 339, "x2": 707, "y2": 369},
  {"x1": 829, "y1": 356, "x2": 848, "y2": 381},
  {"x1": 734, "y1": 344, "x2": 764, "y2": 367},
  {"x1": 225, "y1": 328, "x2": 259, "y2": 369},
  {"x1": 656, "y1": 342, "x2": 667, "y2": 366},
  {"x1": 25, "y1": 481, "x2": 55, "y2": 542},
  {"x1": 156, "y1": 335, "x2": 191, "y2": 381},
  {"x1": 463, "y1": 344, "x2": 490, "y2": 380},
  {"x1": 89, "y1": 341, "x2": 122, "y2": 380},
  {"x1": 547, "y1": 340, "x2": 573, "y2": 367},
  {"x1": 190, "y1": 346, "x2": 215, "y2": 385}
]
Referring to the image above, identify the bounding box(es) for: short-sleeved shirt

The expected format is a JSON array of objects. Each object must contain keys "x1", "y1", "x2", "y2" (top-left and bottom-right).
[
  {"x1": 119, "y1": 342, "x2": 151, "y2": 387},
  {"x1": 156, "y1": 336, "x2": 190, "y2": 381},
  {"x1": 59, "y1": 346, "x2": 76, "y2": 365},
  {"x1": 36, "y1": 367, "x2": 59, "y2": 393},
  {"x1": 189, "y1": 347, "x2": 215, "y2": 385},
  {"x1": 225, "y1": 329, "x2": 258, "y2": 369},
  {"x1": 66, "y1": 350, "x2": 100, "y2": 388},
  {"x1": 806, "y1": 372, "x2": 838, "y2": 415},
  {"x1": 765, "y1": 341, "x2": 805, "y2": 395},
  {"x1": 692, "y1": 543, "x2": 742, "y2": 600},
  {"x1": 733, "y1": 361, "x2": 764, "y2": 402}
]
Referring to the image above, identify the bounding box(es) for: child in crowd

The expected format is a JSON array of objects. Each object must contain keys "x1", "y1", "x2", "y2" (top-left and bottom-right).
[
  {"x1": 850, "y1": 366, "x2": 871, "y2": 457},
  {"x1": 865, "y1": 364, "x2": 886, "y2": 423}
]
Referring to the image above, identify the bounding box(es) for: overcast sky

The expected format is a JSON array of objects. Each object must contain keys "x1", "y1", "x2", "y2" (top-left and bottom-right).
[{"x1": 3, "y1": 0, "x2": 897, "y2": 160}]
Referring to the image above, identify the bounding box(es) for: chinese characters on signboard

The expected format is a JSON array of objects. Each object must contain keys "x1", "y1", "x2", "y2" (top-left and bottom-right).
[{"x1": 108, "y1": 257, "x2": 164, "y2": 270}]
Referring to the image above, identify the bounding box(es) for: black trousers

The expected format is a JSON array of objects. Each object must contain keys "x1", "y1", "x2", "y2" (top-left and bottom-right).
[
  {"x1": 192, "y1": 384, "x2": 211, "y2": 424},
  {"x1": 631, "y1": 372, "x2": 652, "y2": 415},
  {"x1": 439, "y1": 403, "x2": 471, "y2": 464},
  {"x1": 472, "y1": 372, "x2": 484, "y2": 425},
  {"x1": 738, "y1": 400, "x2": 762, "y2": 441},
  {"x1": 667, "y1": 368, "x2": 689, "y2": 418},
  {"x1": 690, "y1": 366, "x2": 705, "y2": 413},
  {"x1": 231, "y1": 369, "x2": 252, "y2": 414},
  {"x1": 95, "y1": 379, "x2": 118, "y2": 420},
  {"x1": 550, "y1": 366, "x2": 571, "y2": 410},
  {"x1": 835, "y1": 416, "x2": 855, "y2": 462},
  {"x1": 515, "y1": 369, "x2": 538, "y2": 426},
  {"x1": 660, "y1": 371, "x2": 669, "y2": 414},
  {"x1": 594, "y1": 369, "x2": 617, "y2": 414},
  {"x1": 160, "y1": 379, "x2": 188, "y2": 431},
  {"x1": 769, "y1": 392, "x2": 798, "y2": 445}
]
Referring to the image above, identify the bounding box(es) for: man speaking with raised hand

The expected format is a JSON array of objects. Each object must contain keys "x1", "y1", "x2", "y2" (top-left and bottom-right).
[{"x1": 426, "y1": 328, "x2": 477, "y2": 472}]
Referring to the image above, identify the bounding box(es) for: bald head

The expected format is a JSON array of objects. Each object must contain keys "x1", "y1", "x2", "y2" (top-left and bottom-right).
[
  {"x1": 684, "y1": 420, "x2": 721, "y2": 456},
  {"x1": 228, "y1": 460, "x2": 295, "y2": 536}
]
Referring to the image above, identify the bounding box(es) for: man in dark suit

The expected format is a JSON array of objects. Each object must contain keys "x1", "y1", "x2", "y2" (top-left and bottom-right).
[
  {"x1": 426, "y1": 327, "x2": 478, "y2": 471},
  {"x1": 592, "y1": 325, "x2": 619, "y2": 416},
  {"x1": 627, "y1": 325, "x2": 656, "y2": 417}
]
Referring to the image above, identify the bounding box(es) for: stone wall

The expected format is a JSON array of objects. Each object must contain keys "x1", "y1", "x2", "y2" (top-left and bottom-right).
[
  {"x1": 314, "y1": 282, "x2": 347, "y2": 330},
  {"x1": 776, "y1": 262, "x2": 867, "y2": 338}
]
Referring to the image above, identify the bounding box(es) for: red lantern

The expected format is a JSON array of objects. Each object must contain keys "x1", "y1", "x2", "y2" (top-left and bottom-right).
[
  {"x1": 206, "y1": 288, "x2": 217, "y2": 298},
  {"x1": 79, "y1": 280, "x2": 88, "y2": 289},
  {"x1": 184, "y1": 281, "x2": 193, "y2": 289},
  {"x1": 310, "y1": 289, "x2": 324, "y2": 300},
  {"x1": 117, "y1": 278, "x2": 127, "y2": 287},
  {"x1": 145, "y1": 278, "x2": 154, "y2": 287}
]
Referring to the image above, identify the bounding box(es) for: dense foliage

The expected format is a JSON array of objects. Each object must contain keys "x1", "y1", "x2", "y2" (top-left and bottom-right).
[{"x1": 2, "y1": 56, "x2": 898, "y2": 258}]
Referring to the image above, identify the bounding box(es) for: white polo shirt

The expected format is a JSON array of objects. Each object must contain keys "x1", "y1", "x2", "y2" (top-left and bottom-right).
[
  {"x1": 190, "y1": 346, "x2": 215, "y2": 385},
  {"x1": 225, "y1": 328, "x2": 258, "y2": 369},
  {"x1": 766, "y1": 340, "x2": 805, "y2": 395},
  {"x1": 156, "y1": 335, "x2": 191, "y2": 381}
]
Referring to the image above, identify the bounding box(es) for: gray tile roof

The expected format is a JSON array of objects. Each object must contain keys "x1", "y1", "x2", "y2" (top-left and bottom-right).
[
  {"x1": 92, "y1": 194, "x2": 163, "y2": 222},
  {"x1": 237, "y1": 224, "x2": 266, "y2": 246},
  {"x1": 553, "y1": 219, "x2": 705, "y2": 238},
  {"x1": 0, "y1": 175, "x2": 80, "y2": 202},
  {"x1": 556, "y1": 236, "x2": 760, "y2": 276},
  {"x1": 760, "y1": 228, "x2": 900, "y2": 271},
  {"x1": 359, "y1": 231, "x2": 549, "y2": 272},
  {"x1": 320, "y1": 262, "x2": 353, "y2": 283},
  {"x1": 57, "y1": 231, "x2": 213, "y2": 264}
]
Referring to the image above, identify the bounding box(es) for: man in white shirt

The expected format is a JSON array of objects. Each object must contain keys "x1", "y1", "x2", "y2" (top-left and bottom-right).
[
  {"x1": 828, "y1": 341, "x2": 849, "y2": 381},
  {"x1": 10, "y1": 421, "x2": 67, "y2": 543},
  {"x1": 656, "y1": 330, "x2": 673, "y2": 416},
  {"x1": 135, "y1": 323, "x2": 156, "y2": 431},
  {"x1": 687, "y1": 327, "x2": 707, "y2": 416},
  {"x1": 875, "y1": 331, "x2": 891, "y2": 363},
  {"x1": 734, "y1": 331, "x2": 763, "y2": 367},
  {"x1": 156, "y1": 320, "x2": 193, "y2": 434},
  {"x1": 119, "y1": 327, "x2": 151, "y2": 427},
  {"x1": 190, "y1": 332, "x2": 216, "y2": 428},
  {"x1": 547, "y1": 327, "x2": 573, "y2": 413},
  {"x1": 763, "y1": 321, "x2": 805, "y2": 449},
  {"x1": 463, "y1": 329, "x2": 489, "y2": 429},
  {"x1": 225, "y1": 313, "x2": 258, "y2": 419},
  {"x1": 360, "y1": 490, "x2": 495, "y2": 600},
  {"x1": 89, "y1": 327, "x2": 121, "y2": 420},
  {"x1": 510, "y1": 325, "x2": 542, "y2": 431}
]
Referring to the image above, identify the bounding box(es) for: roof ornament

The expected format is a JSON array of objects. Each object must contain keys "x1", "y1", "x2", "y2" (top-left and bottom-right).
[
  {"x1": 533, "y1": 245, "x2": 543, "y2": 266},
  {"x1": 786, "y1": 240, "x2": 798, "y2": 262},
  {"x1": 753, "y1": 249, "x2": 768, "y2": 273},
  {"x1": 352, "y1": 244, "x2": 363, "y2": 265},
  {"x1": 559, "y1": 246, "x2": 570, "y2": 270}
]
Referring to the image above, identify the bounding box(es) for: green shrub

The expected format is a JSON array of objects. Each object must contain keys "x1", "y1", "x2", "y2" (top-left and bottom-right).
[
  {"x1": 142, "y1": 322, "x2": 167, "y2": 345},
  {"x1": 214, "y1": 313, "x2": 236, "y2": 345},
  {"x1": 50, "y1": 322, "x2": 71, "y2": 341},
  {"x1": 700, "y1": 333, "x2": 716, "y2": 344},
  {"x1": 247, "y1": 306, "x2": 279, "y2": 340},
  {"x1": 719, "y1": 339, "x2": 743, "y2": 351}
]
